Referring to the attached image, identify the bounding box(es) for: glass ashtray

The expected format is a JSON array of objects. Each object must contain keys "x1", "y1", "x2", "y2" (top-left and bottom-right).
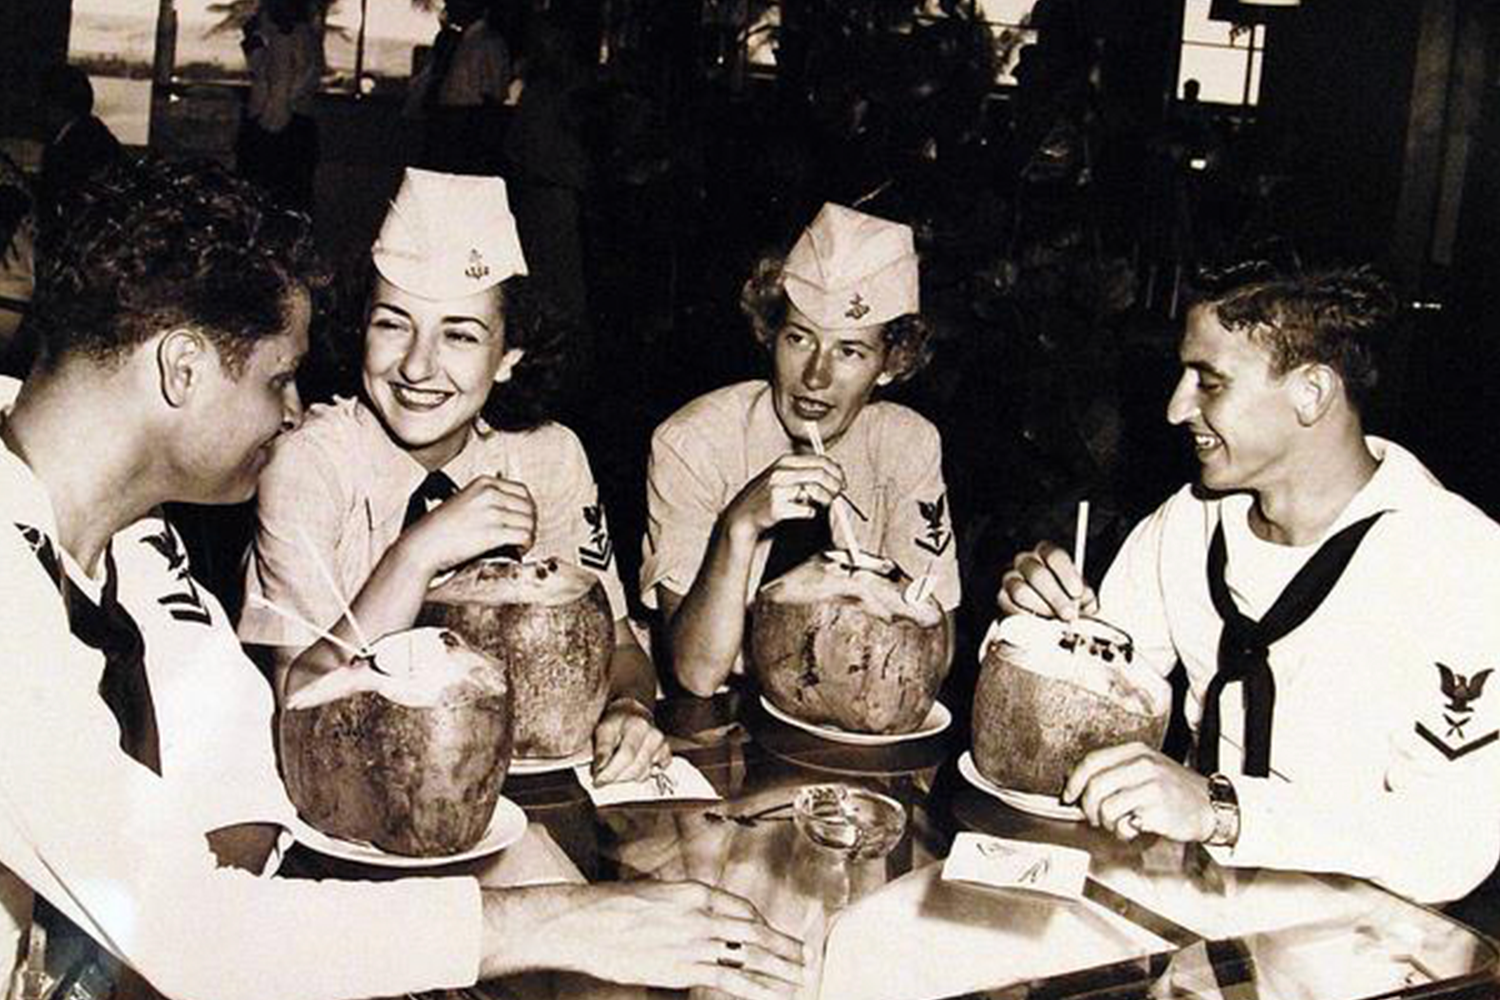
[{"x1": 793, "y1": 783, "x2": 907, "y2": 862}]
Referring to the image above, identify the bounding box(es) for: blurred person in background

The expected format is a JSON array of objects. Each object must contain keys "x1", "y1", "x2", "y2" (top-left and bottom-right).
[
  {"x1": 237, "y1": 0, "x2": 323, "y2": 212},
  {"x1": 35, "y1": 64, "x2": 122, "y2": 230}
]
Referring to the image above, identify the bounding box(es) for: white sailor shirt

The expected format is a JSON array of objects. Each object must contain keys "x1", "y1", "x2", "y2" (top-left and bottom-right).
[{"x1": 1100, "y1": 437, "x2": 1500, "y2": 903}]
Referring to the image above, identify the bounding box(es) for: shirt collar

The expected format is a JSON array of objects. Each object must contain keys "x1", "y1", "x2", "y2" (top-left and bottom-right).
[
  {"x1": 1331, "y1": 436, "x2": 1431, "y2": 528},
  {"x1": 352, "y1": 396, "x2": 498, "y2": 528}
]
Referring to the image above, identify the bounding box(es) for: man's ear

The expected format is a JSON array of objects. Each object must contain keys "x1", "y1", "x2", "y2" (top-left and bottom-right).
[
  {"x1": 157, "y1": 328, "x2": 209, "y2": 408},
  {"x1": 1294, "y1": 363, "x2": 1341, "y2": 426},
  {"x1": 493, "y1": 347, "x2": 525, "y2": 385}
]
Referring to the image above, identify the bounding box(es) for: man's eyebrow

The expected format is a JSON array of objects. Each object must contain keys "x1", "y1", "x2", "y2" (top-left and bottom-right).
[{"x1": 1183, "y1": 359, "x2": 1228, "y2": 377}]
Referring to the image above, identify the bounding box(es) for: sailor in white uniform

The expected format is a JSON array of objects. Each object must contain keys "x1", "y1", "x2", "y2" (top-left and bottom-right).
[{"x1": 999, "y1": 267, "x2": 1500, "y2": 903}]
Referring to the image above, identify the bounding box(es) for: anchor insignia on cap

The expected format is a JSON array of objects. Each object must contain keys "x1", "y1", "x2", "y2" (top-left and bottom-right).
[
  {"x1": 844, "y1": 293, "x2": 870, "y2": 320},
  {"x1": 464, "y1": 249, "x2": 490, "y2": 281}
]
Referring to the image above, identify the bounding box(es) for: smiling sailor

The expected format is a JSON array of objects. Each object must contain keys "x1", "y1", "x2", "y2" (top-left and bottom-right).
[
  {"x1": 642, "y1": 202, "x2": 961, "y2": 697},
  {"x1": 998, "y1": 265, "x2": 1500, "y2": 904},
  {"x1": 240, "y1": 167, "x2": 669, "y2": 784}
]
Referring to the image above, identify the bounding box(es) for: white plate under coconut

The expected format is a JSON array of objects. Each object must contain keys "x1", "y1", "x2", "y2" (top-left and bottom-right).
[
  {"x1": 957, "y1": 751, "x2": 1085, "y2": 822},
  {"x1": 760, "y1": 696, "x2": 952, "y2": 746},
  {"x1": 508, "y1": 747, "x2": 595, "y2": 775},
  {"x1": 289, "y1": 795, "x2": 528, "y2": 868}
]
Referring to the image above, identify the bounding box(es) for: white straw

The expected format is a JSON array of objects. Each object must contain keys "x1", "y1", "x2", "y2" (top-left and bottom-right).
[
  {"x1": 246, "y1": 594, "x2": 368, "y2": 660},
  {"x1": 295, "y1": 525, "x2": 374, "y2": 656},
  {"x1": 1073, "y1": 500, "x2": 1091, "y2": 582},
  {"x1": 803, "y1": 420, "x2": 864, "y2": 563}
]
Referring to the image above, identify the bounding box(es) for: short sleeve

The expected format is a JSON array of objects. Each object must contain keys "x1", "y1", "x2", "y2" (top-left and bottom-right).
[
  {"x1": 877, "y1": 415, "x2": 962, "y2": 612},
  {"x1": 239, "y1": 432, "x2": 350, "y2": 648},
  {"x1": 640, "y1": 421, "x2": 726, "y2": 610},
  {"x1": 524, "y1": 425, "x2": 631, "y2": 621}
]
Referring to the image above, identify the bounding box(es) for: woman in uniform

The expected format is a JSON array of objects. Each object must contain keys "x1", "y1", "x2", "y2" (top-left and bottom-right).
[
  {"x1": 241, "y1": 167, "x2": 667, "y2": 783},
  {"x1": 642, "y1": 202, "x2": 961, "y2": 695}
]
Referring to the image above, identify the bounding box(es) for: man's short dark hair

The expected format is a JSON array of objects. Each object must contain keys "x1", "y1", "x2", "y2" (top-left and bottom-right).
[
  {"x1": 740, "y1": 254, "x2": 935, "y2": 385},
  {"x1": 1189, "y1": 264, "x2": 1397, "y2": 412},
  {"x1": 39, "y1": 64, "x2": 96, "y2": 118},
  {"x1": 28, "y1": 156, "x2": 328, "y2": 376}
]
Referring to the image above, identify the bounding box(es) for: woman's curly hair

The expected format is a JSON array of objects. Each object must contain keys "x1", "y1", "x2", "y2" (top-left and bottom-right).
[
  {"x1": 738, "y1": 254, "x2": 935, "y2": 384},
  {"x1": 29, "y1": 156, "x2": 328, "y2": 375},
  {"x1": 1189, "y1": 263, "x2": 1397, "y2": 413},
  {"x1": 479, "y1": 274, "x2": 570, "y2": 432}
]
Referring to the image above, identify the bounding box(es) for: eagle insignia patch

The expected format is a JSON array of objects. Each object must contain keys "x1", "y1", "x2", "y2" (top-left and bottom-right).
[
  {"x1": 1416, "y1": 662, "x2": 1498, "y2": 760},
  {"x1": 141, "y1": 522, "x2": 212, "y2": 626},
  {"x1": 913, "y1": 493, "x2": 951, "y2": 557},
  {"x1": 578, "y1": 503, "x2": 614, "y2": 571}
]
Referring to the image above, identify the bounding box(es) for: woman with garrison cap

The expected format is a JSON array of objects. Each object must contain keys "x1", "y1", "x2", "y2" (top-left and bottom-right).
[
  {"x1": 241, "y1": 167, "x2": 668, "y2": 783},
  {"x1": 642, "y1": 203, "x2": 961, "y2": 696}
]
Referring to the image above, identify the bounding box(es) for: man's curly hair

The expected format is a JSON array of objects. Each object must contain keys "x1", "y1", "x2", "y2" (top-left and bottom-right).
[
  {"x1": 739, "y1": 254, "x2": 935, "y2": 384},
  {"x1": 1188, "y1": 263, "x2": 1397, "y2": 413},
  {"x1": 28, "y1": 156, "x2": 328, "y2": 375}
]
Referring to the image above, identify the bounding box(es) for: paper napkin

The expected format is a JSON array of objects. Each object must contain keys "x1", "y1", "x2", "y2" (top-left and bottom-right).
[
  {"x1": 572, "y1": 756, "x2": 721, "y2": 807},
  {"x1": 941, "y1": 832, "x2": 1091, "y2": 900}
]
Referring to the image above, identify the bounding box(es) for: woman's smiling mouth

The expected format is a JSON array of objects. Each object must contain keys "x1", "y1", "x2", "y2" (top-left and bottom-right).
[{"x1": 390, "y1": 384, "x2": 454, "y2": 411}]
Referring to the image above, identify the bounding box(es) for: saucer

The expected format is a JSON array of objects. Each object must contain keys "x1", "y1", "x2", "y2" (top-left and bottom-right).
[
  {"x1": 760, "y1": 697, "x2": 952, "y2": 746},
  {"x1": 290, "y1": 795, "x2": 527, "y2": 867},
  {"x1": 957, "y1": 752, "x2": 1085, "y2": 822}
]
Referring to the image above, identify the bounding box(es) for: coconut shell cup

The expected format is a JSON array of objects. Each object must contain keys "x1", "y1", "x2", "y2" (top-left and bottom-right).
[
  {"x1": 750, "y1": 551, "x2": 948, "y2": 735},
  {"x1": 279, "y1": 627, "x2": 514, "y2": 857},
  {"x1": 971, "y1": 615, "x2": 1170, "y2": 796},
  {"x1": 418, "y1": 557, "x2": 614, "y2": 759}
]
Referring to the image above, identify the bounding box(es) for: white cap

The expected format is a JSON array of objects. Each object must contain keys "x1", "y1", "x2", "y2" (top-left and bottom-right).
[
  {"x1": 782, "y1": 203, "x2": 919, "y2": 329},
  {"x1": 371, "y1": 168, "x2": 528, "y2": 300}
]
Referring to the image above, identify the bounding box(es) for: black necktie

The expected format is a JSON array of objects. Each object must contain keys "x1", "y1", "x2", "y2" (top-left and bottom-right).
[
  {"x1": 403, "y1": 470, "x2": 458, "y2": 530},
  {"x1": 761, "y1": 506, "x2": 832, "y2": 586},
  {"x1": 21, "y1": 527, "x2": 160, "y2": 775},
  {"x1": 1198, "y1": 511, "x2": 1386, "y2": 777}
]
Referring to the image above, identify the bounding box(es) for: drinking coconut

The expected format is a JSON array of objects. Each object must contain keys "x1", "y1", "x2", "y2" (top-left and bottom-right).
[
  {"x1": 971, "y1": 615, "x2": 1169, "y2": 796},
  {"x1": 280, "y1": 627, "x2": 514, "y2": 856},
  {"x1": 751, "y1": 551, "x2": 947, "y2": 734},
  {"x1": 418, "y1": 557, "x2": 613, "y2": 759}
]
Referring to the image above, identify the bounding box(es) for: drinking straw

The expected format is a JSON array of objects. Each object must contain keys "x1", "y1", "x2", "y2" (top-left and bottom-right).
[
  {"x1": 245, "y1": 594, "x2": 368, "y2": 660},
  {"x1": 1073, "y1": 500, "x2": 1091, "y2": 583},
  {"x1": 295, "y1": 525, "x2": 375, "y2": 656},
  {"x1": 803, "y1": 420, "x2": 864, "y2": 564}
]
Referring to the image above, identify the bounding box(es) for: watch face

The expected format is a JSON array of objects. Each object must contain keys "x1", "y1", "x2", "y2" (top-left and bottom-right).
[{"x1": 1207, "y1": 774, "x2": 1237, "y2": 805}]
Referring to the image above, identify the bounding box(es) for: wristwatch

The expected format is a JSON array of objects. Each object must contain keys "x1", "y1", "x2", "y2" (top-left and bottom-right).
[{"x1": 1205, "y1": 773, "x2": 1241, "y2": 847}]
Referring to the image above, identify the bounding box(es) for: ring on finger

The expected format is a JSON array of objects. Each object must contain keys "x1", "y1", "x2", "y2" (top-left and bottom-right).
[{"x1": 716, "y1": 940, "x2": 746, "y2": 970}]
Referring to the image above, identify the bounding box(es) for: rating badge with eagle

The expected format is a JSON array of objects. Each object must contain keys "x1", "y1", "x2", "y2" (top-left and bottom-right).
[{"x1": 1416, "y1": 661, "x2": 1499, "y2": 761}]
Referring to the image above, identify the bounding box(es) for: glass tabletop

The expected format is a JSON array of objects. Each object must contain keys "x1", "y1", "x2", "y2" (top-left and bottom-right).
[{"x1": 286, "y1": 689, "x2": 1500, "y2": 1000}]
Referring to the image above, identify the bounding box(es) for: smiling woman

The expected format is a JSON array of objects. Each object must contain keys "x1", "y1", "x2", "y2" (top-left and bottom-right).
[{"x1": 241, "y1": 167, "x2": 671, "y2": 787}]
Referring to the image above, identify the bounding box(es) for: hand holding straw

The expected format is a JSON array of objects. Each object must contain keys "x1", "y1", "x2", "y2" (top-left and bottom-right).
[
  {"x1": 802, "y1": 420, "x2": 864, "y2": 565},
  {"x1": 295, "y1": 525, "x2": 375, "y2": 657}
]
